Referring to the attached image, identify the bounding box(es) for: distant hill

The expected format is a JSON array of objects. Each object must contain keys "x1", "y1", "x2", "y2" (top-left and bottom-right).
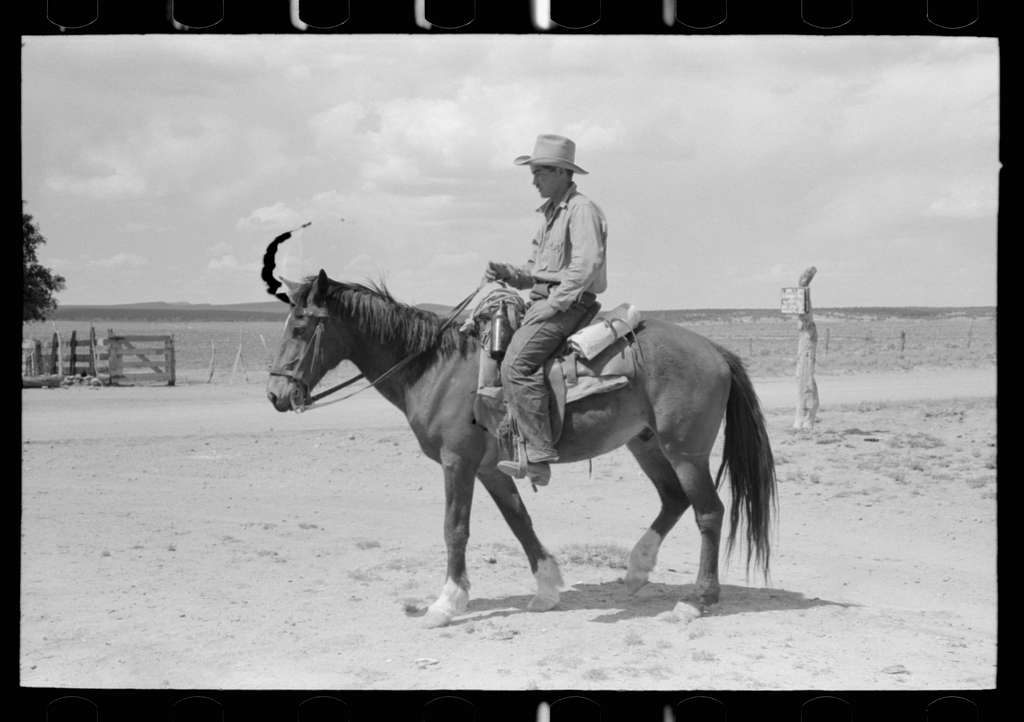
[
  {"x1": 49, "y1": 300, "x2": 461, "y2": 322},
  {"x1": 48, "y1": 301, "x2": 996, "y2": 324}
]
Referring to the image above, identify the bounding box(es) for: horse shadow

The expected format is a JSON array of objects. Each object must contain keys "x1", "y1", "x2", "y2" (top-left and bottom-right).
[{"x1": 459, "y1": 580, "x2": 853, "y2": 625}]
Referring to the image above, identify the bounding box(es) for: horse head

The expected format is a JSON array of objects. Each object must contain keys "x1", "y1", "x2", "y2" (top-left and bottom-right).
[{"x1": 265, "y1": 266, "x2": 356, "y2": 412}]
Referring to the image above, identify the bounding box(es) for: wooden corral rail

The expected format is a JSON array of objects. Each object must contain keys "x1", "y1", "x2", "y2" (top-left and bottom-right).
[
  {"x1": 22, "y1": 327, "x2": 175, "y2": 387},
  {"x1": 104, "y1": 331, "x2": 176, "y2": 386},
  {"x1": 66, "y1": 327, "x2": 100, "y2": 376}
]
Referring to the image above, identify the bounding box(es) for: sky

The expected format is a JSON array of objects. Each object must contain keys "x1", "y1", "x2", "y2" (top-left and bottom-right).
[{"x1": 20, "y1": 35, "x2": 998, "y2": 310}]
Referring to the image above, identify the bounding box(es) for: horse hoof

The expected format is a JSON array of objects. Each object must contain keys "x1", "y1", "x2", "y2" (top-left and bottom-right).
[
  {"x1": 421, "y1": 609, "x2": 453, "y2": 628},
  {"x1": 672, "y1": 601, "x2": 702, "y2": 623},
  {"x1": 624, "y1": 573, "x2": 649, "y2": 595},
  {"x1": 527, "y1": 594, "x2": 558, "y2": 612}
]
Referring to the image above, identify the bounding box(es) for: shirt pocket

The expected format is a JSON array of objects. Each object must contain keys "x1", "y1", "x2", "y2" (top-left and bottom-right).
[{"x1": 538, "y1": 216, "x2": 569, "y2": 269}]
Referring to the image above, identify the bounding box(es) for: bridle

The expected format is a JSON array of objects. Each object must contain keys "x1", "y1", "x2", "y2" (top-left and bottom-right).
[
  {"x1": 269, "y1": 282, "x2": 485, "y2": 413},
  {"x1": 267, "y1": 305, "x2": 340, "y2": 411}
]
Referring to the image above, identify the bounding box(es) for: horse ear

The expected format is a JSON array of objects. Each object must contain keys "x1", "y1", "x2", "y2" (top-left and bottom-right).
[
  {"x1": 312, "y1": 269, "x2": 331, "y2": 305},
  {"x1": 279, "y1": 276, "x2": 303, "y2": 304}
]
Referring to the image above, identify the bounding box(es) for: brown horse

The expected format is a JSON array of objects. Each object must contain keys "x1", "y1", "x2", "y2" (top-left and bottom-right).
[{"x1": 265, "y1": 268, "x2": 777, "y2": 628}]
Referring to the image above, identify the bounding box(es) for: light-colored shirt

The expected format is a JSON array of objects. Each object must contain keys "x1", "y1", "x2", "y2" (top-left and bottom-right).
[{"x1": 508, "y1": 183, "x2": 608, "y2": 311}]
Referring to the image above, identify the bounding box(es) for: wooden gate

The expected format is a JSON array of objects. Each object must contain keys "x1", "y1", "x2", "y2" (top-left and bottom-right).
[{"x1": 104, "y1": 332, "x2": 176, "y2": 386}]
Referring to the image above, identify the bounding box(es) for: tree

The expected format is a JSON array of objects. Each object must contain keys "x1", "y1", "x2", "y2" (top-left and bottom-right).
[{"x1": 23, "y1": 209, "x2": 66, "y2": 321}]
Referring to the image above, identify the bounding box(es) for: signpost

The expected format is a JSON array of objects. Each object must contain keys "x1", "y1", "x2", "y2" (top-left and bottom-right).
[{"x1": 782, "y1": 267, "x2": 819, "y2": 430}]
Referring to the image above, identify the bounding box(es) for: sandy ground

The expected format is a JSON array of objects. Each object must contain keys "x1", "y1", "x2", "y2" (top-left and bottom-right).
[{"x1": 20, "y1": 367, "x2": 996, "y2": 690}]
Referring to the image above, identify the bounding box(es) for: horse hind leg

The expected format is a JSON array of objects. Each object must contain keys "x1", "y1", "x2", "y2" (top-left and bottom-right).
[
  {"x1": 624, "y1": 434, "x2": 693, "y2": 595},
  {"x1": 663, "y1": 450, "x2": 724, "y2": 608}
]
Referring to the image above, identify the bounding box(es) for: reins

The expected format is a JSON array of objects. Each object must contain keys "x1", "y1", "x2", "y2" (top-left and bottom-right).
[{"x1": 286, "y1": 281, "x2": 486, "y2": 412}]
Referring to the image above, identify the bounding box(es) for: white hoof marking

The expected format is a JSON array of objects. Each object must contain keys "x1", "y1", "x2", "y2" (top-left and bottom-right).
[
  {"x1": 530, "y1": 557, "x2": 563, "y2": 611},
  {"x1": 672, "y1": 601, "x2": 702, "y2": 623},
  {"x1": 625, "y1": 529, "x2": 662, "y2": 593},
  {"x1": 425, "y1": 578, "x2": 469, "y2": 626}
]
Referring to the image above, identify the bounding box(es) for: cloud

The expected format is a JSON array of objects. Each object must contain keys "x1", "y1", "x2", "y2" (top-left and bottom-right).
[
  {"x1": 748, "y1": 264, "x2": 799, "y2": 284},
  {"x1": 426, "y1": 252, "x2": 479, "y2": 270},
  {"x1": 47, "y1": 168, "x2": 146, "y2": 200},
  {"x1": 924, "y1": 181, "x2": 998, "y2": 220},
  {"x1": 89, "y1": 253, "x2": 148, "y2": 268},
  {"x1": 309, "y1": 102, "x2": 370, "y2": 150},
  {"x1": 120, "y1": 220, "x2": 170, "y2": 233},
  {"x1": 207, "y1": 241, "x2": 234, "y2": 255},
  {"x1": 207, "y1": 255, "x2": 258, "y2": 272},
  {"x1": 20, "y1": 36, "x2": 998, "y2": 308},
  {"x1": 42, "y1": 109, "x2": 291, "y2": 208},
  {"x1": 236, "y1": 202, "x2": 306, "y2": 231}
]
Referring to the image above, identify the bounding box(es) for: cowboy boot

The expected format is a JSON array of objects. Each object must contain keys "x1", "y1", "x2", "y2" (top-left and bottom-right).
[{"x1": 497, "y1": 438, "x2": 556, "y2": 486}]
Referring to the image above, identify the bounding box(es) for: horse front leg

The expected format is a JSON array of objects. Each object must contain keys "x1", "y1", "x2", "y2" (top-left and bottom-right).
[
  {"x1": 476, "y1": 467, "x2": 563, "y2": 612},
  {"x1": 423, "y1": 448, "x2": 477, "y2": 628}
]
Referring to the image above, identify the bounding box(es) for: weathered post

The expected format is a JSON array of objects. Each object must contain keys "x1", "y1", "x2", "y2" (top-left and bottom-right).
[
  {"x1": 88, "y1": 327, "x2": 98, "y2": 377},
  {"x1": 21, "y1": 340, "x2": 35, "y2": 376},
  {"x1": 68, "y1": 330, "x2": 78, "y2": 376},
  {"x1": 165, "y1": 335, "x2": 176, "y2": 386},
  {"x1": 231, "y1": 341, "x2": 248, "y2": 383},
  {"x1": 791, "y1": 267, "x2": 819, "y2": 430},
  {"x1": 207, "y1": 340, "x2": 216, "y2": 383},
  {"x1": 106, "y1": 331, "x2": 123, "y2": 384},
  {"x1": 49, "y1": 332, "x2": 59, "y2": 374}
]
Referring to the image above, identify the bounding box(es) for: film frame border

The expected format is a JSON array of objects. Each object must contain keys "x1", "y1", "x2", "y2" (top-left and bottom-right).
[{"x1": 15, "y1": 1, "x2": 1006, "y2": 721}]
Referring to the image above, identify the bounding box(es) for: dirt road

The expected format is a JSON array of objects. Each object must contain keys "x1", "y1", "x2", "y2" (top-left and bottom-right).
[{"x1": 20, "y1": 368, "x2": 996, "y2": 689}]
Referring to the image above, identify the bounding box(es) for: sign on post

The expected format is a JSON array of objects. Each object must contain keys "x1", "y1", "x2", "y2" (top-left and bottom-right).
[{"x1": 780, "y1": 286, "x2": 808, "y2": 315}]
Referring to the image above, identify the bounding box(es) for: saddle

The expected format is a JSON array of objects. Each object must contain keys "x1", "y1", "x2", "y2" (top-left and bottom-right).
[{"x1": 467, "y1": 290, "x2": 644, "y2": 454}]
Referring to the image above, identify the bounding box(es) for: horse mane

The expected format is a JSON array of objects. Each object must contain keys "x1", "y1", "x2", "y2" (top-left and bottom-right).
[{"x1": 307, "y1": 276, "x2": 472, "y2": 363}]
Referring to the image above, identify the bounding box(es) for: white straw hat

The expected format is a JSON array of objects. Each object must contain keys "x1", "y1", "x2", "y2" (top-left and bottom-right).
[{"x1": 513, "y1": 134, "x2": 589, "y2": 174}]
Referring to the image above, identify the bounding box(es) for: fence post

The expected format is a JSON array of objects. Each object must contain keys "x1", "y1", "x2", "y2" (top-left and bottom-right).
[
  {"x1": 967, "y1": 318, "x2": 974, "y2": 349},
  {"x1": 68, "y1": 330, "x2": 78, "y2": 376},
  {"x1": 33, "y1": 339, "x2": 43, "y2": 376},
  {"x1": 107, "y1": 333, "x2": 122, "y2": 384},
  {"x1": 48, "y1": 332, "x2": 58, "y2": 374},
  {"x1": 231, "y1": 342, "x2": 248, "y2": 383},
  {"x1": 87, "y1": 327, "x2": 97, "y2": 377},
  {"x1": 55, "y1": 330, "x2": 64, "y2": 376},
  {"x1": 793, "y1": 266, "x2": 819, "y2": 431},
  {"x1": 207, "y1": 340, "x2": 216, "y2": 383},
  {"x1": 899, "y1": 330, "x2": 906, "y2": 355},
  {"x1": 824, "y1": 327, "x2": 830, "y2": 355},
  {"x1": 165, "y1": 335, "x2": 176, "y2": 386}
]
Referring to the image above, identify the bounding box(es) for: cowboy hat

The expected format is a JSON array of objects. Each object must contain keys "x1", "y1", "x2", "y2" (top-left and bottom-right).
[{"x1": 513, "y1": 134, "x2": 589, "y2": 174}]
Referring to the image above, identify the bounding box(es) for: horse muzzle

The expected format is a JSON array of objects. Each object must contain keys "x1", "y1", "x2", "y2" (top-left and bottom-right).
[{"x1": 267, "y1": 372, "x2": 311, "y2": 413}]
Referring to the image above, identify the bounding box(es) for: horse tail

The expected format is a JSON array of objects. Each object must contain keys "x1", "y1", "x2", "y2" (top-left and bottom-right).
[{"x1": 713, "y1": 344, "x2": 777, "y2": 583}]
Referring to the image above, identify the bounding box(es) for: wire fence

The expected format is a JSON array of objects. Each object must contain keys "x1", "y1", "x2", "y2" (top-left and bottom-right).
[{"x1": 24, "y1": 314, "x2": 996, "y2": 385}]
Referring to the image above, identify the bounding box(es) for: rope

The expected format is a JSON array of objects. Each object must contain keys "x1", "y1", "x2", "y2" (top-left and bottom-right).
[{"x1": 461, "y1": 284, "x2": 528, "y2": 341}]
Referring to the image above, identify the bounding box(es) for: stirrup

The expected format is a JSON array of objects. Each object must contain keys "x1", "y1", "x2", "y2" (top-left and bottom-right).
[{"x1": 497, "y1": 437, "x2": 529, "y2": 479}]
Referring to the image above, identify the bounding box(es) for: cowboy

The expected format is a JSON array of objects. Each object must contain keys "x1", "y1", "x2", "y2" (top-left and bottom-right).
[{"x1": 484, "y1": 134, "x2": 608, "y2": 486}]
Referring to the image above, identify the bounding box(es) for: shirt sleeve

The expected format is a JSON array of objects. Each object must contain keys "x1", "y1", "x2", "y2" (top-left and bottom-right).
[
  {"x1": 548, "y1": 201, "x2": 607, "y2": 311},
  {"x1": 502, "y1": 226, "x2": 544, "y2": 290}
]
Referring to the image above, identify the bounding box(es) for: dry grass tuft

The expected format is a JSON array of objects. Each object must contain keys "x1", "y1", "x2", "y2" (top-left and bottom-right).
[{"x1": 559, "y1": 543, "x2": 630, "y2": 569}]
